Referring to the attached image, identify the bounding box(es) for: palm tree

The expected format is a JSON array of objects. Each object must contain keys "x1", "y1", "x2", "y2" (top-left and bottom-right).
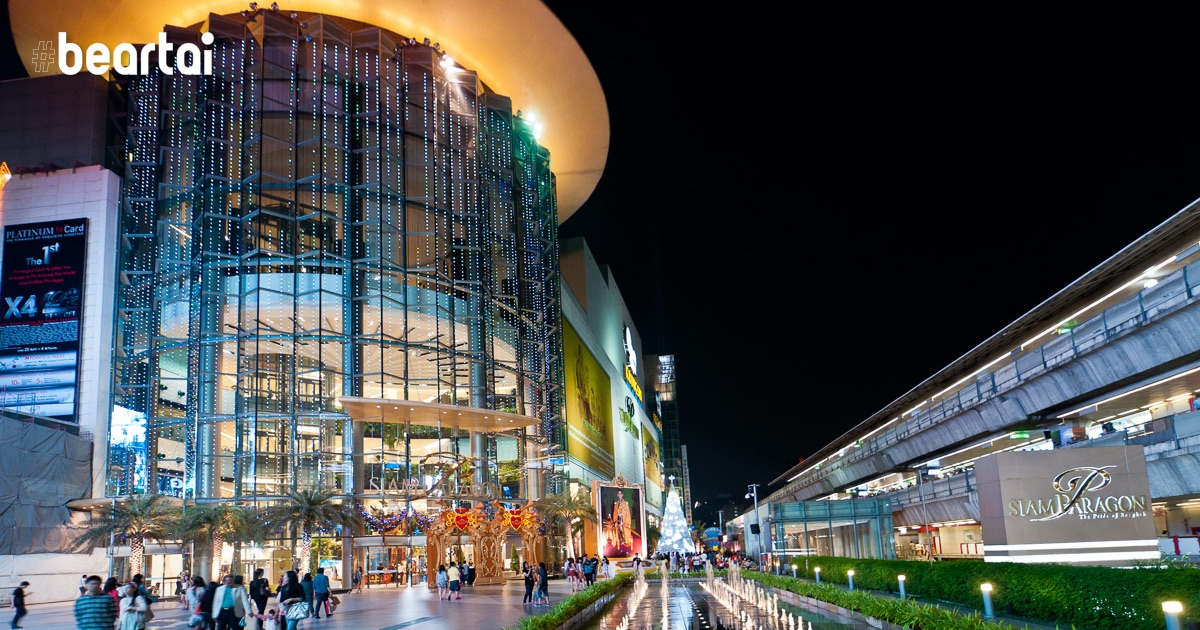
[
  {"x1": 535, "y1": 491, "x2": 599, "y2": 558},
  {"x1": 72, "y1": 494, "x2": 180, "y2": 576},
  {"x1": 259, "y1": 489, "x2": 361, "y2": 572},
  {"x1": 174, "y1": 503, "x2": 255, "y2": 579},
  {"x1": 646, "y1": 523, "x2": 662, "y2": 554}
]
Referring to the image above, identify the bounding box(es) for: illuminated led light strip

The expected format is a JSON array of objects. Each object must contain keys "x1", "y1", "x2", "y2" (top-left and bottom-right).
[
  {"x1": 857, "y1": 417, "x2": 901, "y2": 442},
  {"x1": 1023, "y1": 255, "x2": 1176, "y2": 352},
  {"x1": 1057, "y1": 365, "x2": 1200, "y2": 418},
  {"x1": 932, "y1": 520, "x2": 977, "y2": 527},
  {"x1": 984, "y1": 540, "x2": 1157, "y2": 551},
  {"x1": 916, "y1": 433, "x2": 1012, "y2": 468},
  {"x1": 931, "y1": 436, "x2": 1046, "y2": 470},
  {"x1": 985, "y1": 551, "x2": 1160, "y2": 563}
]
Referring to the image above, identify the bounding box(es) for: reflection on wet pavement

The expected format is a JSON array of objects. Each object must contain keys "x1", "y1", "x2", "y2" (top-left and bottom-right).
[{"x1": 581, "y1": 576, "x2": 869, "y2": 630}]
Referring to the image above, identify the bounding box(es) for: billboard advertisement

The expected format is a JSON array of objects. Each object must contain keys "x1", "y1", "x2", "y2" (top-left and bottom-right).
[
  {"x1": 642, "y1": 425, "x2": 663, "y2": 507},
  {"x1": 109, "y1": 404, "x2": 149, "y2": 494},
  {"x1": 597, "y1": 483, "x2": 645, "y2": 559},
  {"x1": 563, "y1": 320, "x2": 615, "y2": 478},
  {"x1": 0, "y1": 219, "x2": 88, "y2": 423}
]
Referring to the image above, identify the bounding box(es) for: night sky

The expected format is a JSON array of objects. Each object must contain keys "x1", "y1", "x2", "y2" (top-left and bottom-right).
[
  {"x1": 5, "y1": 4, "x2": 1200, "y2": 527},
  {"x1": 544, "y1": 6, "x2": 1200, "y2": 524}
]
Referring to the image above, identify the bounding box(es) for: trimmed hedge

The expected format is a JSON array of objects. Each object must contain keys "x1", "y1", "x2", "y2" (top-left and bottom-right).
[
  {"x1": 740, "y1": 572, "x2": 1032, "y2": 629},
  {"x1": 503, "y1": 572, "x2": 634, "y2": 630},
  {"x1": 772, "y1": 556, "x2": 1200, "y2": 630}
]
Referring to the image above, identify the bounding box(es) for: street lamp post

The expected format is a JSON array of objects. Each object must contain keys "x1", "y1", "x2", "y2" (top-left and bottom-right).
[{"x1": 746, "y1": 484, "x2": 761, "y2": 566}]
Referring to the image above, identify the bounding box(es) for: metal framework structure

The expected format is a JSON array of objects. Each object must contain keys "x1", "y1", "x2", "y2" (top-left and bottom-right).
[{"x1": 109, "y1": 11, "x2": 564, "y2": 513}]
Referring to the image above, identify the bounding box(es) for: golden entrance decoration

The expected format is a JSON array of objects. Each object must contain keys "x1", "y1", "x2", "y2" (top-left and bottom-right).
[{"x1": 423, "y1": 499, "x2": 544, "y2": 587}]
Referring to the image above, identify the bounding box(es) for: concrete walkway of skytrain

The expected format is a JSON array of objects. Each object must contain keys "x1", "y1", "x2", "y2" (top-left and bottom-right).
[{"x1": 337, "y1": 397, "x2": 539, "y2": 431}]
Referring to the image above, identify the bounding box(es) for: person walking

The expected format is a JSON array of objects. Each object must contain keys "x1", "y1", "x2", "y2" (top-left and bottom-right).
[
  {"x1": 177, "y1": 572, "x2": 188, "y2": 606},
  {"x1": 536, "y1": 562, "x2": 549, "y2": 606},
  {"x1": 104, "y1": 577, "x2": 122, "y2": 607},
  {"x1": 131, "y1": 574, "x2": 157, "y2": 606},
  {"x1": 311, "y1": 568, "x2": 332, "y2": 618},
  {"x1": 201, "y1": 580, "x2": 220, "y2": 630},
  {"x1": 276, "y1": 571, "x2": 307, "y2": 630},
  {"x1": 351, "y1": 566, "x2": 363, "y2": 594},
  {"x1": 446, "y1": 562, "x2": 461, "y2": 600},
  {"x1": 582, "y1": 556, "x2": 595, "y2": 587},
  {"x1": 249, "y1": 569, "x2": 270, "y2": 616},
  {"x1": 211, "y1": 574, "x2": 249, "y2": 630},
  {"x1": 248, "y1": 608, "x2": 280, "y2": 630},
  {"x1": 118, "y1": 583, "x2": 149, "y2": 630},
  {"x1": 9, "y1": 581, "x2": 29, "y2": 629},
  {"x1": 185, "y1": 576, "x2": 207, "y2": 629},
  {"x1": 521, "y1": 562, "x2": 535, "y2": 605},
  {"x1": 300, "y1": 573, "x2": 314, "y2": 615},
  {"x1": 435, "y1": 565, "x2": 449, "y2": 601},
  {"x1": 75, "y1": 575, "x2": 118, "y2": 630}
]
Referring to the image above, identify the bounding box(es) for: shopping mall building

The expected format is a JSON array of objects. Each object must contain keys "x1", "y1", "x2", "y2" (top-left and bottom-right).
[
  {"x1": 731, "y1": 198, "x2": 1200, "y2": 570},
  {"x1": 0, "y1": 1, "x2": 669, "y2": 600}
]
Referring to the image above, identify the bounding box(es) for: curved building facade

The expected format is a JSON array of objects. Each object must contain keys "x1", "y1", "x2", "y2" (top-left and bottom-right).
[{"x1": 107, "y1": 9, "x2": 563, "y2": 579}]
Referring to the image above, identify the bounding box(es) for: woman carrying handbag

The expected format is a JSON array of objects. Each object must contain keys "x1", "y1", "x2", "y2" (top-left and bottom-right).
[
  {"x1": 276, "y1": 571, "x2": 308, "y2": 630},
  {"x1": 118, "y1": 583, "x2": 151, "y2": 630}
]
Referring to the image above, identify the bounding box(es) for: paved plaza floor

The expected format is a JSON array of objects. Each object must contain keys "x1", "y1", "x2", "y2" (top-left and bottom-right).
[
  {"x1": 11, "y1": 578, "x2": 579, "y2": 630},
  {"x1": 4, "y1": 574, "x2": 1067, "y2": 630}
]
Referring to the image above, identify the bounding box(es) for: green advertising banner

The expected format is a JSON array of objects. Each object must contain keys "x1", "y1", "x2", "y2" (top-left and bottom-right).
[{"x1": 563, "y1": 320, "x2": 615, "y2": 478}]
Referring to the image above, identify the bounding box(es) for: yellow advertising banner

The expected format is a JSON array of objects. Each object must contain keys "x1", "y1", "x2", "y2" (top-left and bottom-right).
[
  {"x1": 563, "y1": 320, "x2": 615, "y2": 478},
  {"x1": 643, "y1": 425, "x2": 663, "y2": 507}
]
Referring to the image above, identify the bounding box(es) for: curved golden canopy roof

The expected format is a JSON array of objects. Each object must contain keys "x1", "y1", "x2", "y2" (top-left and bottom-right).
[{"x1": 8, "y1": 0, "x2": 606, "y2": 223}]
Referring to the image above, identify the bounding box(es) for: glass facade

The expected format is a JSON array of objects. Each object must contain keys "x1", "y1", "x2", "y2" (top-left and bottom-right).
[
  {"x1": 107, "y1": 9, "x2": 563, "y2": 526},
  {"x1": 770, "y1": 498, "x2": 896, "y2": 560}
]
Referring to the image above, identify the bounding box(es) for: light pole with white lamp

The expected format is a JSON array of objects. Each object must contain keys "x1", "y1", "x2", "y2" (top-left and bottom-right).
[{"x1": 745, "y1": 484, "x2": 761, "y2": 566}]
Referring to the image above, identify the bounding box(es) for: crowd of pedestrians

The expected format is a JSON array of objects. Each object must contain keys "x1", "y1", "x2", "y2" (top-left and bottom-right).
[{"x1": 70, "y1": 566, "x2": 346, "y2": 630}]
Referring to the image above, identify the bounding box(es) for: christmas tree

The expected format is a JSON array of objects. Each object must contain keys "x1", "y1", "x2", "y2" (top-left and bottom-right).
[{"x1": 655, "y1": 478, "x2": 696, "y2": 555}]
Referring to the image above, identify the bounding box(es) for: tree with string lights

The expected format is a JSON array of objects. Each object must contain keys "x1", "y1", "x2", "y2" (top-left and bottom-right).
[{"x1": 653, "y1": 476, "x2": 695, "y2": 557}]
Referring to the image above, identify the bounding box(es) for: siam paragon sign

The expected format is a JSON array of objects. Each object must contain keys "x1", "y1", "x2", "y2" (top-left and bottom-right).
[
  {"x1": 976, "y1": 446, "x2": 1157, "y2": 566},
  {"x1": 1008, "y1": 465, "x2": 1149, "y2": 522}
]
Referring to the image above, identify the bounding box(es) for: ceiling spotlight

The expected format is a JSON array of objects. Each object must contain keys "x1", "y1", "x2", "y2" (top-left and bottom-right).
[
  {"x1": 249, "y1": 2, "x2": 257, "y2": 9},
  {"x1": 290, "y1": 11, "x2": 298, "y2": 19},
  {"x1": 433, "y1": 42, "x2": 440, "y2": 51},
  {"x1": 298, "y1": 21, "x2": 307, "y2": 28},
  {"x1": 422, "y1": 37, "x2": 431, "y2": 46},
  {"x1": 515, "y1": 110, "x2": 523, "y2": 117},
  {"x1": 408, "y1": 37, "x2": 417, "y2": 45},
  {"x1": 271, "y1": 2, "x2": 279, "y2": 10}
]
